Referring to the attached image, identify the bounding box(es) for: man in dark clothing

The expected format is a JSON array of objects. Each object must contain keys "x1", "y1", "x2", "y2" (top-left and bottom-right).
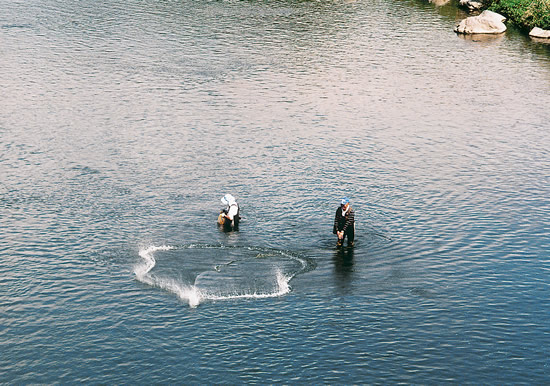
[{"x1": 333, "y1": 197, "x2": 355, "y2": 247}]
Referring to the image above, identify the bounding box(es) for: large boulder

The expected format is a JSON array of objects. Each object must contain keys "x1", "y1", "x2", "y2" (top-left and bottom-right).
[
  {"x1": 454, "y1": 10, "x2": 507, "y2": 34},
  {"x1": 459, "y1": 0, "x2": 484, "y2": 12},
  {"x1": 529, "y1": 27, "x2": 550, "y2": 39}
]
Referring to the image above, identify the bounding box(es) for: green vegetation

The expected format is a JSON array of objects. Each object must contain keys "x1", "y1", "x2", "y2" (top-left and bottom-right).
[{"x1": 486, "y1": 0, "x2": 550, "y2": 30}]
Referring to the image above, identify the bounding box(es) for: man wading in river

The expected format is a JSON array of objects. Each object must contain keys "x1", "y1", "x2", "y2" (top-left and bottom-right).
[{"x1": 333, "y1": 197, "x2": 355, "y2": 247}]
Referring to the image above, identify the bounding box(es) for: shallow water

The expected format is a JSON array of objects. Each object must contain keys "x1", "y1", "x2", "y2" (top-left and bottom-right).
[{"x1": 1, "y1": 0, "x2": 550, "y2": 383}]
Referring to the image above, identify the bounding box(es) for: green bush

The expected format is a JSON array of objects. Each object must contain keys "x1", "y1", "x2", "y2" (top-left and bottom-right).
[{"x1": 488, "y1": 0, "x2": 550, "y2": 30}]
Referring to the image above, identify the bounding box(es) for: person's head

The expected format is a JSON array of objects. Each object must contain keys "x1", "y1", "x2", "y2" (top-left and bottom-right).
[
  {"x1": 221, "y1": 194, "x2": 236, "y2": 206},
  {"x1": 341, "y1": 197, "x2": 350, "y2": 210}
]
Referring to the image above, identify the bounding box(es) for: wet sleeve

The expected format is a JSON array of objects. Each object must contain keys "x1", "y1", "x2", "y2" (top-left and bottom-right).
[
  {"x1": 333, "y1": 209, "x2": 339, "y2": 234},
  {"x1": 228, "y1": 205, "x2": 239, "y2": 220}
]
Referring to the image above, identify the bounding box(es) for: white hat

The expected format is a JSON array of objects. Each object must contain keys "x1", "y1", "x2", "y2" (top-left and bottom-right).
[{"x1": 221, "y1": 194, "x2": 236, "y2": 206}]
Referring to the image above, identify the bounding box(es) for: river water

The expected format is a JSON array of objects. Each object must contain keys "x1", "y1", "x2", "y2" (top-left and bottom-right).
[{"x1": 2, "y1": 0, "x2": 550, "y2": 383}]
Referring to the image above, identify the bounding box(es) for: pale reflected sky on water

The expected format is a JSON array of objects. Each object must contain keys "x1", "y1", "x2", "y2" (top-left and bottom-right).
[{"x1": 1, "y1": 0, "x2": 550, "y2": 383}]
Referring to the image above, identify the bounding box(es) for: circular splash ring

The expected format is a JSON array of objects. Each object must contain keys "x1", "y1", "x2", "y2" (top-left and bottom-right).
[{"x1": 135, "y1": 244, "x2": 313, "y2": 308}]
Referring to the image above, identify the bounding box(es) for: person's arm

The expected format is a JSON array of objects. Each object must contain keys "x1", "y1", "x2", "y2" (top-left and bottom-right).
[
  {"x1": 227, "y1": 204, "x2": 239, "y2": 220},
  {"x1": 333, "y1": 208, "x2": 339, "y2": 234}
]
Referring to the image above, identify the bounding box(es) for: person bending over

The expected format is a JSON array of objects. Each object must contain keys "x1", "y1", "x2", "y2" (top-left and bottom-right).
[{"x1": 218, "y1": 193, "x2": 240, "y2": 230}]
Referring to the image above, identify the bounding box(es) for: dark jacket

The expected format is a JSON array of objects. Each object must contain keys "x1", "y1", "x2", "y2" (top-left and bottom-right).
[{"x1": 333, "y1": 206, "x2": 355, "y2": 234}]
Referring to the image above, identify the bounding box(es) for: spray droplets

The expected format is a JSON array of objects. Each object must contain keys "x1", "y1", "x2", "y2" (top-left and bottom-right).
[{"x1": 135, "y1": 244, "x2": 309, "y2": 307}]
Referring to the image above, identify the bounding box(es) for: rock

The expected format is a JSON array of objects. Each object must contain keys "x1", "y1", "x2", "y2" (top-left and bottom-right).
[
  {"x1": 454, "y1": 10, "x2": 507, "y2": 34},
  {"x1": 529, "y1": 27, "x2": 550, "y2": 39},
  {"x1": 430, "y1": 0, "x2": 451, "y2": 6},
  {"x1": 459, "y1": 0, "x2": 484, "y2": 12},
  {"x1": 457, "y1": 32, "x2": 505, "y2": 43}
]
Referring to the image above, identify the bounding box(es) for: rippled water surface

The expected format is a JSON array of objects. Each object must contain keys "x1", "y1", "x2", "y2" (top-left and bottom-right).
[{"x1": 2, "y1": 0, "x2": 550, "y2": 383}]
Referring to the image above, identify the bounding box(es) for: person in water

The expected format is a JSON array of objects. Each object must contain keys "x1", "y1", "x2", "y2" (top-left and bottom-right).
[
  {"x1": 218, "y1": 193, "x2": 240, "y2": 230},
  {"x1": 333, "y1": 197, "x2": 355, "y2": 247}
]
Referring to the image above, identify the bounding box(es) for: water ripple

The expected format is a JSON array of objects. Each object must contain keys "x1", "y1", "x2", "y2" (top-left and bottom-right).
[{"x1": 1, "y1": 0, "x2": 550, "y2": 383}]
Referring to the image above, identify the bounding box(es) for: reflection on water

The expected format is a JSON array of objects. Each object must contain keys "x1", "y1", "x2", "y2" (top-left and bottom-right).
[
  {"x1": 333, "y1": 246, "x2": 355, "y2": 293},
  {"x1": 529, "y1": 36, "x2": 550, "y2": 45},
  {"x1": 456, "y1": 32, "x2": 506, "y2": 43},
  {"x1": 1, "y1": 0, "x2": 550, "y2": 383}
]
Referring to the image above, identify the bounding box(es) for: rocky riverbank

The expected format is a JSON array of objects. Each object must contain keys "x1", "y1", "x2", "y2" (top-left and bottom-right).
[{"x1": 455, "y1": 0, "x2": 550, "y2": 39}]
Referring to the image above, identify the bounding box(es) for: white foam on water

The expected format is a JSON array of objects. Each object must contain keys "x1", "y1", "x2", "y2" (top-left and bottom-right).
[
  {"x1": 204, "y1": 269, "x2": 292, "y2": 302},
  {"x1": 276, "y1": 270, "x2": 291, "y2": 294},
  {"x1": 157, "y1": 277, "x2": 203, "y2": 308},
  {"x1": 135, "y1": 244, "x2": 173, "y2": 282},
  {"x1": 135, "y1": 244, "x2": 308, "y2": 307},
  {"x1": 135, "y1": 245, "x2": 204, "y2": 308}
]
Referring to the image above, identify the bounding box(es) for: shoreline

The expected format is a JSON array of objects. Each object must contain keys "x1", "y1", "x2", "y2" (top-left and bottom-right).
[
  {"x1": 487, "y1": 0, "x2": 550, "y2": 32},
  {"x1": 456, "y1": 0, "x2": 550, "y2": 36}
]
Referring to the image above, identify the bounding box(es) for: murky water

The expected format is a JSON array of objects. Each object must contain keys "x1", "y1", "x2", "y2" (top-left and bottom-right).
[{"x1": 1, "y1": 0, "x2": 549, "y2": 383}]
